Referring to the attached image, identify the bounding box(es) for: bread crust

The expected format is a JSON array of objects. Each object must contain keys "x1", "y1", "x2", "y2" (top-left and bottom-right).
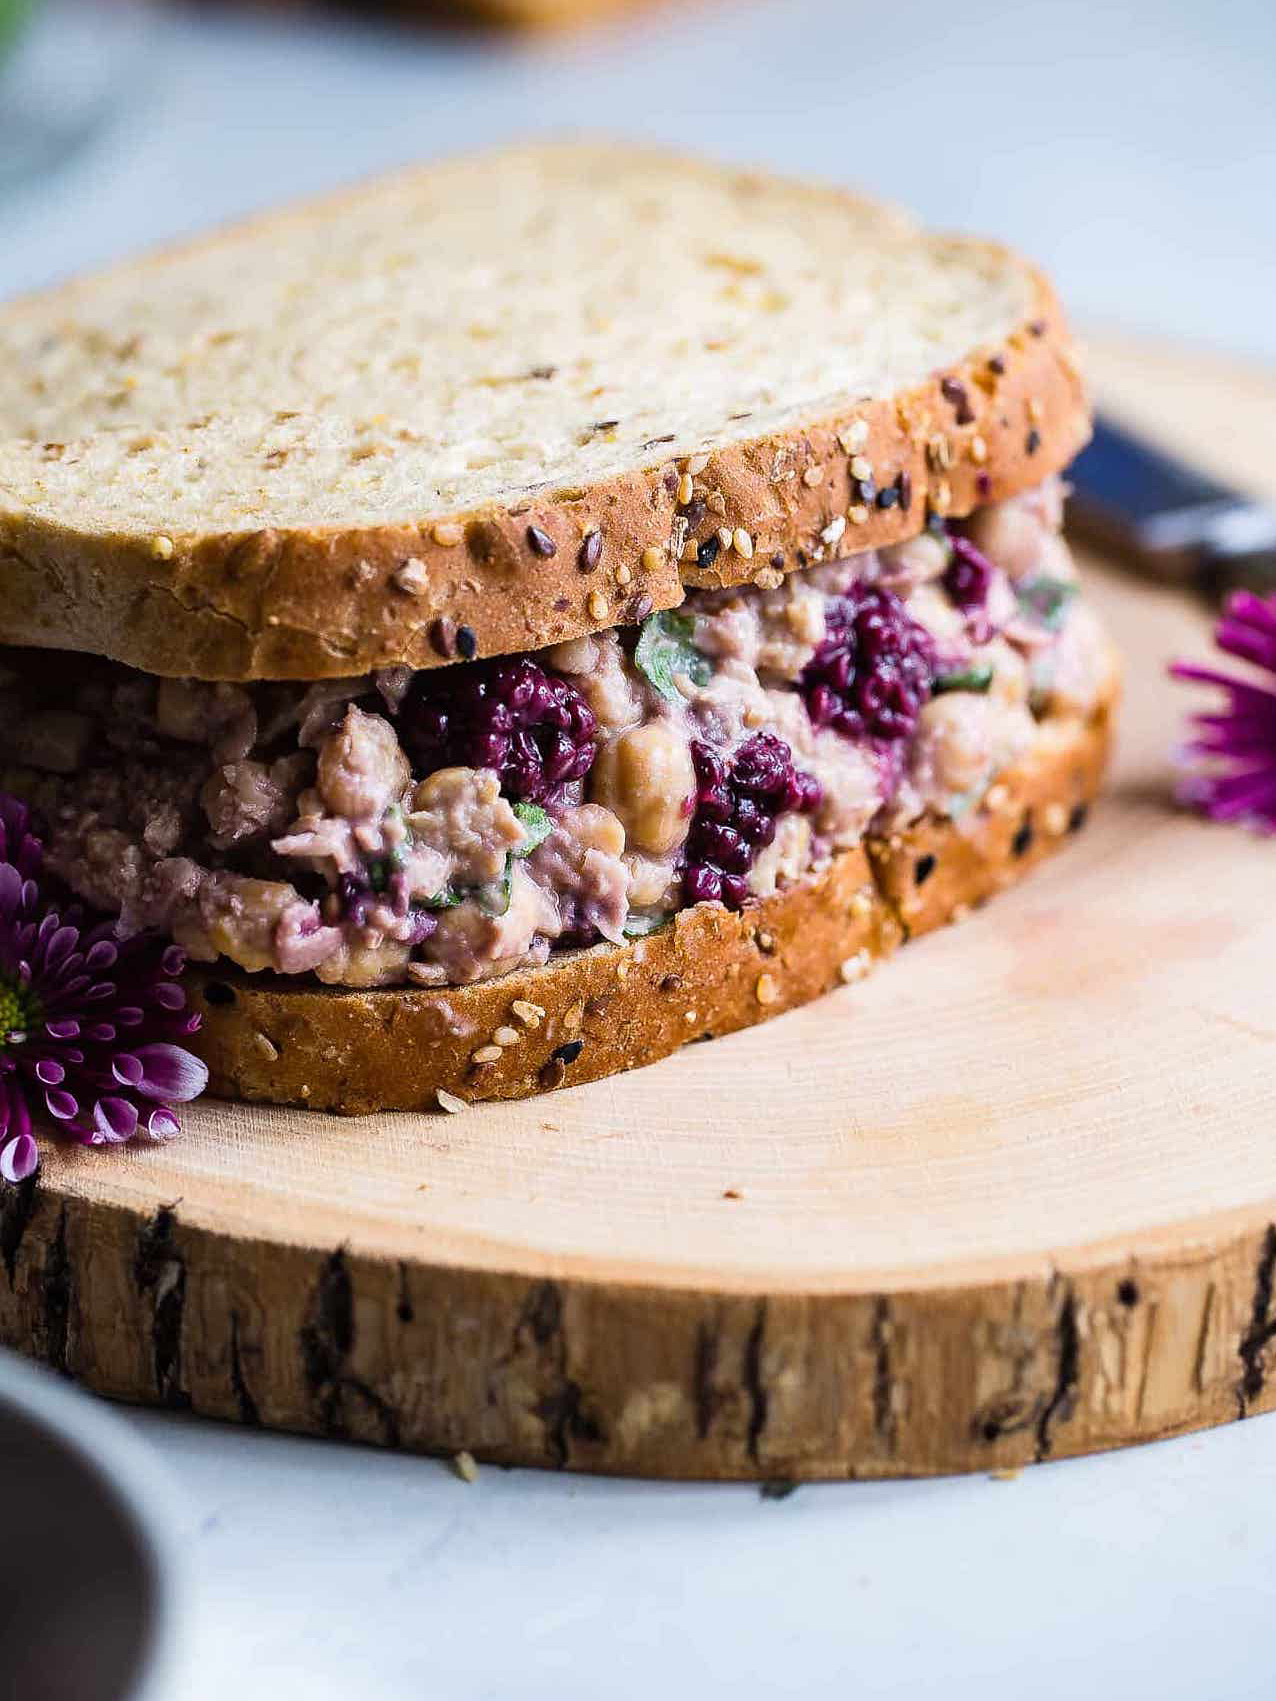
[
  {"x1": 0, "y1": 270, "x2": 1086, "y2": 682},
  {"x1": 186, "y1": 702, "x2": 1111, "y2": 1113}
]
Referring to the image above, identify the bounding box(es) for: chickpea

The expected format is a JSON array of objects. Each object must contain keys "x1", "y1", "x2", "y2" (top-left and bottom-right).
[
  {"x1": 315, "y1": 938, "x2": 412, "y2": 987},
  {"x1": 177, "y1": 876, "x2": 294, "y2": 974},
  {"x1": 625, "y1": 852, "x2": 679, "y2": 909},
  {"x1": 411, "y1": 765, "x2": 495, "y2": 813},
  {"x1": 564, "y1": 801, "x2": 627, "y2": 859},
  {"x1": 905, "y1": 581, "x2": 966, "y2": 647},
  {"x1": 912, "y1": 696, "x2": 993, "y2": 796},
  {"x1": 750, "y1": 816, "x2": 811, "y2": 897},
  {"x1": 590, "y1": 722, "x2": 695, "y2": 855},
  {"x1": 317, "y1": 705, "x2": 409, "y2": 820},
  {"x1": 879, "y1": 531, "x2": 948, "y2": 585},
  {"x1": 965, "y1": 500, "x2": 1045, "y2": 582},
  {"x1": 987, "y1": 641, "x2": 1029, "y2": 710},
  {"x1": 407, "y1": 766, "x2": 523, "y2": 887}
]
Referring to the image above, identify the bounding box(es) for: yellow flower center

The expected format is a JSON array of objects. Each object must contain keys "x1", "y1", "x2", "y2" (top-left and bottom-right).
[{"x1": 0, "y1": 978, "x2": 39, "y2": 1042}]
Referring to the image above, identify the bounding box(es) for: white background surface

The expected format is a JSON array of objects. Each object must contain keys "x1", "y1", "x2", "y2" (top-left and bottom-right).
[{"x1": 4, "y1": 1, "x2": 1276, "y2": 1696}]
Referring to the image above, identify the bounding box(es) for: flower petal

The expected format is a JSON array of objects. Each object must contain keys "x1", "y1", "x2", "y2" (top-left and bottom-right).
[
  {"x1": 93, "y1": 1097, "x2": 139, "y2": 1144},
  {"x1": 84, "y1": 939, "x2": 118, "y2": 973},
  {"x1": 0, "y1": 862, "x2": 21, "y2": 922},
  {"x1": 0, "y1": 1132, "x2": 38, "y2": 1184},
  {"x1": 130, "y1": 1044, "x2": 209, "y2": 1103},
  {"x1": 34, "y1": 1059, "x2": 65, "y2": 1087},
  {"x1": 6, "y1": 1085, "x2": 31, "y2": 1141},
  {"x1": 1172, "y1": 598, "x2": 1276, "y2": 835},
  {"x1": 44, "y1": 1089, "x2": 79, "y2": 1122},
  {"x1": 112, "y1": 1054, "x2": 145, "y2": 1088},
  {"x1": 146, "y1": 1108, "x2": 181, "y2": 1142}
]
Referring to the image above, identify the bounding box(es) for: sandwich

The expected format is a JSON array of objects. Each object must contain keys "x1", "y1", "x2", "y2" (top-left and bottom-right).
[{"x1": 0, "y1": 142, "x2": 1119, "y2": 1114}]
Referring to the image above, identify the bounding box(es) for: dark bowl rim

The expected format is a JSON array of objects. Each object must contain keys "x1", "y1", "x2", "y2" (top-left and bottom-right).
[{"x1": 0, "y1": 1347, "x2": 187, "y2": 1701}]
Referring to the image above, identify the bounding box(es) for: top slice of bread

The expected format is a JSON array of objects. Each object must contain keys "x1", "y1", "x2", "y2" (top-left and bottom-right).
[{"x1": 0, "y1": 140, "x2": 1088, "y2": 681}]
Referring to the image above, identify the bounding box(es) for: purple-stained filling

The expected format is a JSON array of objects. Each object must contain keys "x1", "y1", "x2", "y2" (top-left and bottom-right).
[
  {"x1": 943, "y1": 534, "x2": 996, "y2": 612},
  {"x1": 2, "y1": 475, "x2": 1108, "y2": 991},
  {"x1": 800, "y1": 582, "x2": 935, "y2": 743},
  {"x1": 399, "y1": 656, "x2": 598, "y2": 805},
  {"x1": 683, "y1": 733, "x2": 822, "y2": 911},
  {"x1": 336, "y1": 871, "x2": 439, "y2": 944}
]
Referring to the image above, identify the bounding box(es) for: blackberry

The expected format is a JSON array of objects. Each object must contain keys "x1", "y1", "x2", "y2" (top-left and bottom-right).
[
  {"x1": 399, "y1": 656, "x2": 598, "y2": 803},
  {"x1": 337, "y1": 871, "x2": 372, "y2": 927},
  {"x1": 800, "y1": 581, "x2": 935, "y2": 743},
  {"x1": 682, "y1": 733, "x2": 822, "y2": 911},
  {"x1": 943, "y1": 533, "x2": 995, "y2": 612}
]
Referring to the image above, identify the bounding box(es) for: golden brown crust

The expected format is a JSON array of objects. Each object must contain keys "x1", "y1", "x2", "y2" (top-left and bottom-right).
[
  {"x1": 867, "y1": 714, "x2": 1118, "y2": 939},
  {"x1": 0, "y1": 280, "x2": 1086, "y2": 682},
  {"x1": 188, "y1": 703, "x2": 1111, "y2": 1113}
]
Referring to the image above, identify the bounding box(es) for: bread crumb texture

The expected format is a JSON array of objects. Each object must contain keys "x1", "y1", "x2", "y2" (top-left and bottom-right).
[{"x1": 0, "y1": 143, "x2": 1037, "y2": 532}]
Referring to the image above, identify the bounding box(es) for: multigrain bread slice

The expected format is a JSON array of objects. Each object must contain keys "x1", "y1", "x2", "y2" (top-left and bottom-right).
[
  {"x1": 0, "y1": 141, "x2": 1088, "y2": 681},
  {"x1": 187, "y1": 697, "x2": 1112, "y2": 1113}
]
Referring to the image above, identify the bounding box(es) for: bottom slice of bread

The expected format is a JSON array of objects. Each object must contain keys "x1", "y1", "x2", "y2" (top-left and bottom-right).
[{"x1": 188, "y1": 704, "x2": 1111, "y2": 1114}]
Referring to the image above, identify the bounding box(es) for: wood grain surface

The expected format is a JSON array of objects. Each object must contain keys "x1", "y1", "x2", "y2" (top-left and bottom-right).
[{"x1": 2, "y1": 335, "x2": 1274, "y2": 1480}]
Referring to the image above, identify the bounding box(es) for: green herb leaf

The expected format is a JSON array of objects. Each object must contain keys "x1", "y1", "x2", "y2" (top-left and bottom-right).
[
  {"x1": 365, "y1": 837, "x2": 409, "y2": 891},
  {"x1": 932, "y1": 664, "x2": 994, "y2": 696},
  {"x1": 476, "y1": 858, "x2": 514, "y2": 918},
  {"x1": 1016, "y1": 575, "x2": 1077, "y2": 631},
  {"x1": 622, "y1": 911, "x2": 671, "y2": 939},
  {"x1": 633, "y1": 609, "x2": 711, "y2": 703},
  {"x1": 512, "y1": 801, "x2": 553, "y2": 856},
  {"x1": 419, "y1": 887, "x2": 462, "y2": 911}
]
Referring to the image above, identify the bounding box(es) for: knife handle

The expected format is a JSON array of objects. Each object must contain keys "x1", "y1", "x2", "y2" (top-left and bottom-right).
[{"x1": 1067, "y1": 415, "x2": 1276, "y2": 598}]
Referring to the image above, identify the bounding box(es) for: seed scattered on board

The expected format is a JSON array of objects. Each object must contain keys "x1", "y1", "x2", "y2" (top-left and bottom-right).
[
  {"x1": 760, "y1": 1480, "x2": 798, "y2": 1501},
  {"x1": 451, "y1": 1451, "x2": 479, "y2": 1484}
]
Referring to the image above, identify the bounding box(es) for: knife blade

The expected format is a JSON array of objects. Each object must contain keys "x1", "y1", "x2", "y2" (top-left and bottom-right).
[{"x1": 1066, "y1": 414, "x2": 1276, "y2": 599}]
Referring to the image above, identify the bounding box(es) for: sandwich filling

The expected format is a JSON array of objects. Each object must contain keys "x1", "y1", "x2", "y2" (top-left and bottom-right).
[{"x1": 2, "y1": 477, "x2": 1114, "y2": 990}]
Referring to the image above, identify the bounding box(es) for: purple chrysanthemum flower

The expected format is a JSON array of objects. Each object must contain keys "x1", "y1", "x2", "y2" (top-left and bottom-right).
[
  {"x1": 1170, "y1": 590, "x2": 1276, "y2": 833},
  {"x1": 0, "y1": 793, "x2": 209, "y2": 1185}
]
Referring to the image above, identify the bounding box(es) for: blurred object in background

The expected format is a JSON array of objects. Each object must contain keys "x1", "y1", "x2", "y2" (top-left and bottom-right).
[
  {"x1": 0, "y1": 1349, "x2": 185, "y2": 1701},
  {"x1": 206, "y1": 0, "x2": 677, "y2": 31},
  {"x1": 422, "y1": 0, "x2": 669, "y2": 27},
  {"x1": 0, "y1": 0, "x2": 152, "y2": 192},
  {"x1": 0, "y1": 0, "x2": 41, "y2": 58},
  {"x1": 1069, "y1": 415, "x2": 1276, "y2": 600}
]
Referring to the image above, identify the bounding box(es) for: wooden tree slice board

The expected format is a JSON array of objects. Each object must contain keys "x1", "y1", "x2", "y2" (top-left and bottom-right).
[{"x1": 4, "y1": 335, "x2": 1276, "y2": 1480}]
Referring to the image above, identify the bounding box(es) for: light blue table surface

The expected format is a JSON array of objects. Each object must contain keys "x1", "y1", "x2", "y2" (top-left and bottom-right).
[{"x1": 5, "y1": 2, "x2": 1276, "y2": 1695}]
